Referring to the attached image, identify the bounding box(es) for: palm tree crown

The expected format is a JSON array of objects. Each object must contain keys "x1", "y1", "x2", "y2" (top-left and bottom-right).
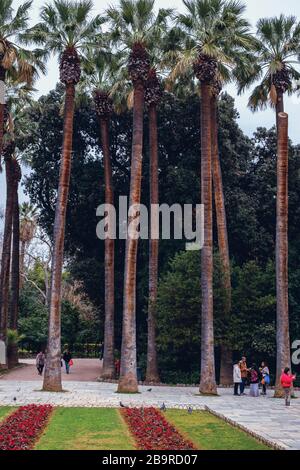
[
  {"x1": 26, "y1": 0, "x2": 105, "y2": 85},
  {"x1": 0, "y1": 0, "x2": 45, "y2": 82},
  {"x1": 236, "y1": 15, "x2": 300, "y2": 110},
  {"x1": 171, "y1": 0, "x2": 255, "y2": 87},
  {"x1": 106, "y1": 0, "x2": 173, "y2": 85}
]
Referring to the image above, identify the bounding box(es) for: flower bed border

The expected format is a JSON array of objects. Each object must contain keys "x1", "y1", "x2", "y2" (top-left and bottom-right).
[
  {"x1": 0, "y1": 404, "x2": 53, "y2": 450},
  {"x1": 121, "y1": 407, "x2": 196, "y2": 450}
]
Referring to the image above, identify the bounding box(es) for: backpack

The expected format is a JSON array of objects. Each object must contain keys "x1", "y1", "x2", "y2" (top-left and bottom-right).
[
  {"x1": 264, "y1": 374, "x2": 270, "y2": 385},
  {"x1": 251, "y1": 369, "x2": 258, "y2": 383}
]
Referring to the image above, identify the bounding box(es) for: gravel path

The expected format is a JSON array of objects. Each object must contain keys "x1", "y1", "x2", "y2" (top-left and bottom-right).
[{"x1": 1, "y1": 361, "x2": 300, "y2": 450}]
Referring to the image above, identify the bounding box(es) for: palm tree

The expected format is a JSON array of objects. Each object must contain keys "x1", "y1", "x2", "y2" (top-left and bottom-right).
[
  {"x1": 107, "y1": 0, "x2": 172, "y2": 393},
  {"x1": 0, "y1": 0, "x2": 44, "y2": 170},
  {"x1": 210, "y1": 78, "x2": 232, "y2": 385},
  {"x1": 235, "y1": 15, "x2": 300, "y2": 397},
  {"x1": 27, "y1": 0, "x2": 104, "y2": 392},
  {"x1": 172, "y1": 0, "x2": 254, "y2": 394},
  {"x1": 0, "y1": 139, "x2": 14, "y2": 352},
  {"x1": 0, "y1": 84, "x2": 35, "y2": 366},
  {"x1": 83, "y1": 52, "x2": 119, "y2": 379},
  {"x1": 144, "y1": 68, "x2": 162, "y2": 383}
]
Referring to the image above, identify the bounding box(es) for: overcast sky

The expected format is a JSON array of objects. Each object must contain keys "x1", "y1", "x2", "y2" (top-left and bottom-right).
[{"x1": 1, "y1": 0, "x2": 300, "y2": 215}]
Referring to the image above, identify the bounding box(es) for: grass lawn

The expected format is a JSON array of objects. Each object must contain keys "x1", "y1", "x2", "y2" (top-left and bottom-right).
[
  {"x1": 165, "y1": 410, "x2": 269, "y2": 450},
  {"x1": 35, "y1": 408, "x2": 136, "y2": 450},
  {"x1": 0, "y1": 407, "x2": 15, "y2": 422}
]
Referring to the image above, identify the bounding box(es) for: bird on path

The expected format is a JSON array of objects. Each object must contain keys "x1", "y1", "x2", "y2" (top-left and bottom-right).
[
  {"x1": 160, "y1": 403, "x2": 166, "y2": 411},
  {"x1": 120, "y1": 401, "x2": 126, "y2": 408},
  {"x1": 147, "y1": 388, "x2": 152, "y2": 392},
  {"x1": 188, "y1": 406, "x2": 193, "y2": 414}
]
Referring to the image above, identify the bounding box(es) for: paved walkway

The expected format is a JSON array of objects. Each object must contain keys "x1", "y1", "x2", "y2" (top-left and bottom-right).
[
  {"x1": 0, "y1": 373, "x2": 300, "y2": 450},
  {"x1": 0, "y1": 359, "x2": 102, "y2": 382}
]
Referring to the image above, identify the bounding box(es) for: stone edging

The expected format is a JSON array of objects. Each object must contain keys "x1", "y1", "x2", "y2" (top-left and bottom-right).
[{"x1": 204, "y1": 406, "x2": 286, "y2": 451}]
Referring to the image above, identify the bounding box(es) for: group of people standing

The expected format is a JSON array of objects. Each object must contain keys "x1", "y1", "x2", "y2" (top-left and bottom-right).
[
  {"x1": 35, "y1": 349, "x2": 73, "y2": 376},
  {"x1": 233, "y1": 356, "x2": 296, "y2": 405},
  {"x1": 233, "y1": 357, "x2": 269, "y2": 397}
]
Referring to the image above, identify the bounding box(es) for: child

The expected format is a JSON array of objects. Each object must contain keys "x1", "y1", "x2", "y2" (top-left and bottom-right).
[
  {"x1": 280, "y1": 367, "x2": 296, "y2": 406},
  {"x1": 233, "y1": 361, "x2": 242, "y2": 396}
]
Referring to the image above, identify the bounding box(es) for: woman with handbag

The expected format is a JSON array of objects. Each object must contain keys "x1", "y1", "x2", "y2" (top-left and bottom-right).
[{"x1": 260, "y1": 361, "x2": 270, "y2": 396}]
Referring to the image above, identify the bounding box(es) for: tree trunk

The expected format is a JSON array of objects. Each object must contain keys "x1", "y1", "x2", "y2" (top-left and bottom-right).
[
  {"x1": 19, "y1": 240, "x2": 26, "y2": 289},
  {"x1": 146, "y1": 103, "x2": 160, "y2": 383},
  {"x1": 0, "y1": 67, "x2": 5, "y2": 168},
  {"x1": 199, "y1": 83, "x2": 217, "y2": 395},
  {"x1": 274, "y1": 112, "x2": 290, "y2": 398},
  {"x1": 7, "y1": 167, "x2": 20, "y2": 368},
  {"x1": 9, "y1": 166, "x2": 20, "y2": 331},
  {"x1": 43, "y1": 83, "x2": 76, "y2": 392},
  {"x1": 276, "y1": 90, "x2": 284, "y2": 129},
  {"x1": 211, "y1": 96, "x2": 232, "y2": 385},
  {"x1": 99, "y1": 117, "x2": 115, "y2": 380},
  {"x1": 118, "y1": 82, "x2": 145, "y2": 393},
  {"x1": 0, "y1": 153, "x2": 13, "y2": 368}
]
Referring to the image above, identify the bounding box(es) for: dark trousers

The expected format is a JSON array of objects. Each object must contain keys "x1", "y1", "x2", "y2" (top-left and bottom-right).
[
  {"x1": 37, "y1": 365, "x2": 44, "y2": 375},
  {"x1": 234, "y1": 383, "x2": 240, "y2": 395},
  {"x1": 262, "y1": 383, "x2": 267, "y2": 394},
  {"x1": 240, "y1": 377, "x2": 247, "y2": 394}
]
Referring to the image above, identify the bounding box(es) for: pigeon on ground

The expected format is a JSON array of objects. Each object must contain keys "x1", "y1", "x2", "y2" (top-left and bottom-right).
[
  {"x1": 160, "y1": 402, "x2": 166, "y2": 411},
  {"x1": 119, "y1": 401, "x2": 126, "y2": 408},
  {"x1": 188, "y1": 406, "x2": 193, "y2": 414},
  {"x1": 147, "y1": 388, "x2": 152, "y2": 392},
  {"x1": 13, "y1": 397, "x2": 17, "y2": 402}
]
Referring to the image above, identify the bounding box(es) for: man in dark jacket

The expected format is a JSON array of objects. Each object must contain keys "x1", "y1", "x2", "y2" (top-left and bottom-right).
[{"x1": 63, "y1": 350, "x2": 72, "y2": 374}]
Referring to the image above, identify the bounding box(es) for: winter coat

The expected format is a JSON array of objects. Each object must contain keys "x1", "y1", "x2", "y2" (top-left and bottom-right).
[
  {"x1": 280, "y1": 373, "x2": 296, "y2": 389},
  {"x1": 233, "y1": 364, "x2": 242, "y2": 383}
]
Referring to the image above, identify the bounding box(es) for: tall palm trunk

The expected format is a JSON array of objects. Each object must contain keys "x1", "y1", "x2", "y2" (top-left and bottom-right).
[
  {"x1": 0, "y1": 152, "x2": 13, "y2": 366},
  {"x1": 146, "y1": 103, "x2": 160, "y2": 383},
  {"x1": 211, "y1": 95, "x2": 232, "y2": 385},
  {"x1": 99, "y1": 117, "x2": 115, "y2": 380},
  {"x1": 276, "y1": 90, "x2": 284, "y2": 128},
  {"x1": 118, "y1": 82, "x2": 145, "y2": 393},
  {"x1": 19, "y1": 240, "x2": 26, "y2": 289},
  {"x1": 0, "y1": 67, "x2": 5, "y2": 166},
  {"x1": 8, "y1": 163, "x2": 20, "y2": 368},
  {"x1": 274, "y1": 112, "x2": 290, "y2": 398},
  {"x1": 199, "y1": 83, "x2": 217, "y2": 395},
  {"x1": 43, "y1": 83, "x2": 75, "y2": 392}
]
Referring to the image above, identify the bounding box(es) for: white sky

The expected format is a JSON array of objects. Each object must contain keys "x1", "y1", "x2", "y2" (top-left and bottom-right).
[{"x1": 1, "y1": 0, "x2": 300, "y2": 214}]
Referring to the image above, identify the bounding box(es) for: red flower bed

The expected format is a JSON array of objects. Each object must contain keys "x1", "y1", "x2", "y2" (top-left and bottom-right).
[
  {"x1": 0, "y1": 404, "x2": 53, "y2": 450},
  {"x1": 121, "y1": 407, "x2": 196, "y2": 450}
]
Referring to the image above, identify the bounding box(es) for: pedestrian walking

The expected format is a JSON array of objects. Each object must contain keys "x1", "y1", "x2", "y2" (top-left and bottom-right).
[
  {"x1": 280, "y1": 367, "x2": 296, "y2": 406},
  {"x1": 35, "y1": 351, "x2": 45, "y2": 376},
  {"x1": 63, "y1": 349, "x2": 72, "y2": 374}
]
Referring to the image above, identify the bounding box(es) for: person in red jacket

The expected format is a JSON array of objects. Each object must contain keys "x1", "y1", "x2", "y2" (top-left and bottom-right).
[{"x1": 280, "y1": 367, "x2": 296, "y2": 406}]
